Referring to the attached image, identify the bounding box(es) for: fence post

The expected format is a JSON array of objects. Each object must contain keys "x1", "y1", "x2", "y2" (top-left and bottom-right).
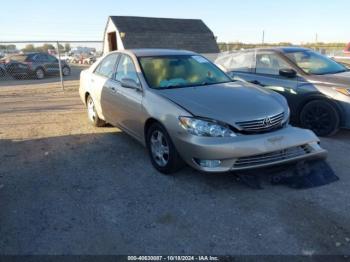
[{"x1": 56, "y1": 41, "x2": 65, "y2": 91}]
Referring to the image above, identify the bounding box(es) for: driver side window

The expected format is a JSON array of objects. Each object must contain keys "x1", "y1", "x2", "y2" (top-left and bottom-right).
[
  {"x1": 256, "y1": 53, "x2": 291, "y2": 75},
  {"x1": 114, "y1": 55, "x2": 140, "y2": 85}
]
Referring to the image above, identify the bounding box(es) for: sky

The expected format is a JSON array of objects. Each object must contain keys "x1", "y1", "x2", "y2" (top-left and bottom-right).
[{"x1": 0, "y1": 0, "x2": 349, "y2": 44}]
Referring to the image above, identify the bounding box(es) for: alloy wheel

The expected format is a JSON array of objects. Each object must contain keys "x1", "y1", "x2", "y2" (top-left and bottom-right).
[
  {"x1": 87, "y1": 97, "x2": 97, "y2": 122},
  {"x1": 302, "y1": 104, "x2": 332, "y2": 134},
  {"x1": 150, "y1": 130, "x2": 170, "y2": 167},
  {"x1": 36, "y1": 69, "x2": 44, "y2": 79},
  {"x1": 62, "y1": 67, "x2": 70, "y2": 76}
]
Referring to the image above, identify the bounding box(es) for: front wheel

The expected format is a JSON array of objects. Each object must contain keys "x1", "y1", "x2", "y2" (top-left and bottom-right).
[
  {"x1": 35, "y1": 68, "x2": 45, "y2": 79},
  {"x1": 86, "y1": 95, "x2": 105, "y2": 127},
  {"x1": 300, "y1": 100, "x2": 340, "y2": 137},
  {"x1": 146, "y1": 122, "x2": 185, "y2": 174}
]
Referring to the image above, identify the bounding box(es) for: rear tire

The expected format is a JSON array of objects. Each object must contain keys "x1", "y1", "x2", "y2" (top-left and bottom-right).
[
  {"x1": 62, "y1": 66, "x2": 71, "y2": 76},
  {"x1": 300, "y1": 100, "x2": 340, "y2": 137},
  {"x1": 86, "y1": 95, "x2": 105, "y2": 127},
  {"x1": 146, "y1": 122, "x2": 185, "y2": 174}
]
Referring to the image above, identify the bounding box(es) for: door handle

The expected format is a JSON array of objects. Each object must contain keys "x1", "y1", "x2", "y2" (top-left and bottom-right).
[
  {"x1": 250, "y1": 80, "x2": 263, "y2": 86},
  {"x1": 106, "y1": 86, "x2": 117, "y2": 93}
]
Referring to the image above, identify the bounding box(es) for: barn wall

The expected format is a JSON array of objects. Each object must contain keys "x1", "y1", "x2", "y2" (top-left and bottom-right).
[{"x1": 103, "y1": 18, "x2": 125, "y2": 54}]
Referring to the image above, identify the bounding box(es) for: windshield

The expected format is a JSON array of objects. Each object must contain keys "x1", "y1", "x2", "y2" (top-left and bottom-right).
[
  {"x1": 139, "y1": 55, "x2": 231, "y2": 89},
  {"x1": 285, "y1": 50, "x2": 347, "y2": 75}
]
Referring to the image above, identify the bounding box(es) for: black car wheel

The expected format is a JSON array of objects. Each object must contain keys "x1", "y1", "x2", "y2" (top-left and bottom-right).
[
  {"x1": 35, "y1": 68, "x2": 45, "y2": 79},
  {"x1": 62, "y1": 66, "x2": 71, "y2": 76},
  {"x1": 146, "y1": 122, "x2": 185, "y2": 174},
  {"x1": 300, "y1": 100, "x2": 340, "y2": 137}
]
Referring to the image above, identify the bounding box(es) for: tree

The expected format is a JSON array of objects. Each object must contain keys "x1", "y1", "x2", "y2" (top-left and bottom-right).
[
  {"x1": 21, "y1": 44, "x2": 35, "y2": 53},
  {"x1": 35, "y1": 44, "x2": 56, "y2": 53},
  {"x1": 64, "y1": 43, "x2": 71, "y2": 52}
]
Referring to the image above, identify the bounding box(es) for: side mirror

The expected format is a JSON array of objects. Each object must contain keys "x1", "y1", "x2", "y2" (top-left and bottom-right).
[
  {"x1": 279, "y1": 68, "x2": 297, "y2": 78},
  {"x1": 121, "y1": 78, "x2": 141, "y2": 90}
]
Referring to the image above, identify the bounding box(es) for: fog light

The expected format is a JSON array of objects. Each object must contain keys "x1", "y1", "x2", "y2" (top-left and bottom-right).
[{"x1": 196, "y1": 159, "x2": 221, "y2": 168}]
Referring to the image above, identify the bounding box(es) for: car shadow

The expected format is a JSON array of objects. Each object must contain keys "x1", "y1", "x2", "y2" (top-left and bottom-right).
[{"x1": 0, "y1": 131, "x2": 347, "y2": 254}]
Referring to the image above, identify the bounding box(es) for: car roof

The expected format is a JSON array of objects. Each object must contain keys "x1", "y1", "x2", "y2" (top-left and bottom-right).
[
  {"x1": 230, "y1": 46, "x2": 311, "y2": 54},
  {"x1": 127, "y1": 48, "x2": 197, "y2": 57},
  {"x1": 274, "y1": 46, "x2": 311, "y2": 53}
]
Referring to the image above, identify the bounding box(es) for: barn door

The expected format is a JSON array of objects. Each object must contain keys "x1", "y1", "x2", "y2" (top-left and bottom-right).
[{"x1": 108, "y1": 32, "x2": 117, "y2": 51}]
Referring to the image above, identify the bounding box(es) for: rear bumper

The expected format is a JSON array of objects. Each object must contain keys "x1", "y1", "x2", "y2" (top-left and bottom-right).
[{"x1": 172, "y1": 126, "x2": 327, "y2": 173}]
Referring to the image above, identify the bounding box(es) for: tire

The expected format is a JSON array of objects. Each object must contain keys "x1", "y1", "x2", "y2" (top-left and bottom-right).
[
  {"x1": 62, "y1": 66, "x2": 71, "y2": 76},
  {"x1": 86, "y1": 95, "x2": 105, "y2": 127},
  {"x1": 146, "y1": 122, "x2": 185, "y2": 174},
  {"x1": 35, "y1": 68, "x2": 45, "y2": 79},
  {"x1": 300, "y1": 99, "x2": 340, "y2": 137}
]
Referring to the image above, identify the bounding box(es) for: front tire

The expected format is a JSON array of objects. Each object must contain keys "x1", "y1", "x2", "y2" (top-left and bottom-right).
[
  {"x1": 35, "y1": 68, "x2": 45, "y2": 79},
  {"x1": 300, "y1": 100, "x2": 340, "y2": 137},
  {"x1": 146, "y1": 122, "x2": 185, "y2": 174},
  {"x1": 86, "y1": 95, "x2": 105, "y2": 127}
]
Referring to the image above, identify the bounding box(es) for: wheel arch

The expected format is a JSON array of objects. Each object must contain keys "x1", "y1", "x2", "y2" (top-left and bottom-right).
[
  {"x1": 144, "y1": 117, "x2": 162, "y2": 142},
  {"x1": 84, "y1": 92, "x2": 91, "y2": 105}
]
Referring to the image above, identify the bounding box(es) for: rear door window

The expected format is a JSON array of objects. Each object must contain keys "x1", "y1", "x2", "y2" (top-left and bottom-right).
[
  {"x1": 216, "y1": 51, "x2": 255, "y2": 73},
  {"x1": 256, "y1": 53, "x2": 292, "y2": 75},
  {"x1": 95, "y1": 53, "x2": 119, "y2": 78}
]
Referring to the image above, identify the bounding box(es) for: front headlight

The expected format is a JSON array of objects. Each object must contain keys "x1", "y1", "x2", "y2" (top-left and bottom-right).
[
  {"x1": 335, "y1": 88, "x2": 350, "y2": 96},
  {"x1": 179, "y1": 117, "x2": 236, "y2": 137}
]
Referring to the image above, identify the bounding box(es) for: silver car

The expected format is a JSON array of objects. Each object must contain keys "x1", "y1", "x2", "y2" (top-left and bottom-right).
[
  {"x1": 215, "y1": 47, "x2": 350, "y2": 136},
  {"x1": 79, "y1": 49, "x2": 327, "y2": 174}
]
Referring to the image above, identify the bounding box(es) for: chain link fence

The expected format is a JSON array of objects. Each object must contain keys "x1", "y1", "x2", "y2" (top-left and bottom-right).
[
  {"x1": 1, "y1": 40, "x2": 349, "y2": 90},
  {"x1": 0, "y1": 41, "x2": 103, "y2": 90}
]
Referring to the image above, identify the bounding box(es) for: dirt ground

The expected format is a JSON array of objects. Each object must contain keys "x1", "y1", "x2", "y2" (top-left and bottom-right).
[{"x1": 0, "y1": 75, "x2": 350, "y2": 255}]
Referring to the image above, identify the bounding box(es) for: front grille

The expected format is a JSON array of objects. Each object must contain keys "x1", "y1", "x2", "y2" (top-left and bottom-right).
[
  {"x1": 236, "y1": 112, "x2": 285, "y2": 133},
  {"x1": 233, "y1": 145, "x2": 311, "y2": 168}
]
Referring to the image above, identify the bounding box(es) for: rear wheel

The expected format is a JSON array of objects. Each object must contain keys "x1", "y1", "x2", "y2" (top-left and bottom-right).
[
  {"x1": 146, "y1": 122, "x2": 185, "y2": 174},
  {"x1": 62, "y1": 66, "x2": 70, "y2": 76},
  {"x1": 86, "y1": 95, "x2": 105, "y2": 127},
  {"x1": 300, "y1": 100, "x2": 340, "y2": 137}
]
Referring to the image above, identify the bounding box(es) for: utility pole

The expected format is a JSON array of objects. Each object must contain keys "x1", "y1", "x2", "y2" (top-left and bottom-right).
[
  {"x1": 262, "y1": 30, "x2": 265, "y2": 46},
  {"x1": 315, "y1": 33, "x2": 318, "y2": 43}
]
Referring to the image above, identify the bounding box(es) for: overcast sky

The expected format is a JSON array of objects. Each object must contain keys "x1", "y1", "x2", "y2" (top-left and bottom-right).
[{"x1": 1, "y1": 0, "x2": 349, "y2": 44}]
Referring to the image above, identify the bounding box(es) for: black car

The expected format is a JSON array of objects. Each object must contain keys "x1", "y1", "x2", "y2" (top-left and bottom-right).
[
  {"x1": 215, "y1": 47, "x2": 350, "y2": 136},
  {"x1": 3, "y1": 53, "x2": 71, "y2": 79},
  {"x1": 0, "y1": 64, "x2": 6, "y2": 78}
]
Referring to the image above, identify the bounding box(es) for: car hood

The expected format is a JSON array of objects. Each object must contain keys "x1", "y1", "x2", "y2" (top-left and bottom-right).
[
  {"x1": 306, "y1": 70, "x2": 350, "y2": 88},
  {"x1": 159, "y1": 81, "x2": 287, "y2": 126}
]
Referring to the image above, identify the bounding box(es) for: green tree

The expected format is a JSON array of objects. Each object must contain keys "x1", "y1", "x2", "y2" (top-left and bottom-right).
[
  {"x1": 21, "y1": 44, "x2": 35, "y2": 53},
  {"x1": 64, "y1": 43, "x2": 71, "y2": 52}
]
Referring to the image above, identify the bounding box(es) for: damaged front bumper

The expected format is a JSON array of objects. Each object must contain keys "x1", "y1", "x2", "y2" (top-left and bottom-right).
[{"x1": 173, "y1": 126, "x2": 327, "y2": 173}]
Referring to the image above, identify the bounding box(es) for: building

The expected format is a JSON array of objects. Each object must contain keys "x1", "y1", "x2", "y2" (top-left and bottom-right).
[{"x1": 103, "y1": 16, "x2": 219, "y2": 56}]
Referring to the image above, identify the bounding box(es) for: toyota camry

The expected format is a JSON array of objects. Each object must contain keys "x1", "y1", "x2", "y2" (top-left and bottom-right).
[{"x1": 79, "y1": 49, "x2": 327, "y2": 174}]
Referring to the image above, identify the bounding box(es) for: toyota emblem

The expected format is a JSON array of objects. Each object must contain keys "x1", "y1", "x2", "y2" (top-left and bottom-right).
[{"x1": 262, "y1": 117, "x2": 273, "y2": 127}]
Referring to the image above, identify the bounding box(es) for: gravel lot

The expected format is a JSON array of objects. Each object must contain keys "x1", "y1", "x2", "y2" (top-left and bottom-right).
[{"x1": 0, "y1": 74, "x2": 350, "y2": 255}]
